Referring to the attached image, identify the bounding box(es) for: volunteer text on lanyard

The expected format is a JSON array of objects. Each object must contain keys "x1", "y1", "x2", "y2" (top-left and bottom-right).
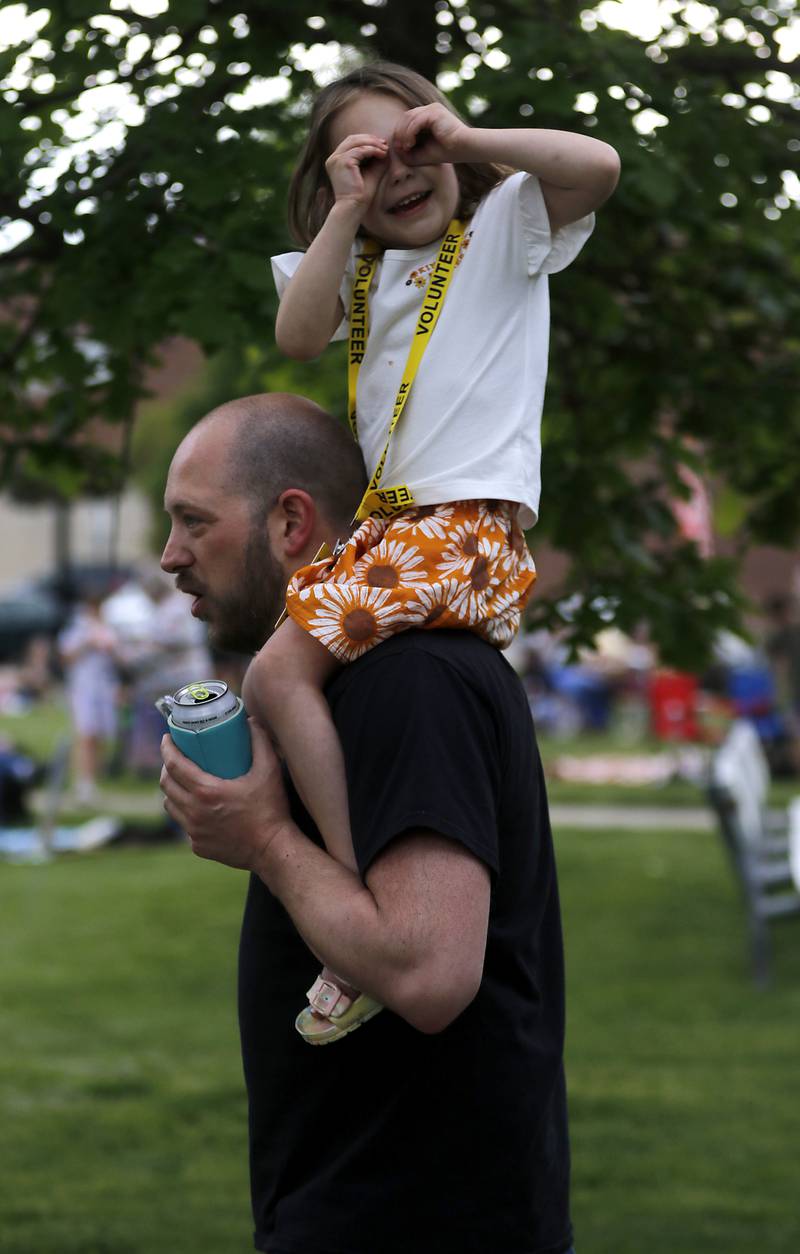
[{"x1": 348, "y1": 218, "x2": 465, "y2": 524}]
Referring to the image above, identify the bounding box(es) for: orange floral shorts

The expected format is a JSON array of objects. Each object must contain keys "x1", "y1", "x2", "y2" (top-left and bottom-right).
[{"x1": 285, "y1": 500, "x2": 536, "y2": 664}]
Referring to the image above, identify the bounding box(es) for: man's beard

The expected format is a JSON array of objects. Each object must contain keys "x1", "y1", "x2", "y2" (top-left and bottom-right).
[{"x1": 207, "y1": 527, "x2": 286, "y2": 655}]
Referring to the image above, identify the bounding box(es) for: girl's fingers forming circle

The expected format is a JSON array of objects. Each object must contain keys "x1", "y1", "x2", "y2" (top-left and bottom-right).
[
  {"x1": 327, "y1": 142, "x2": 387, "y2": 200},
  {"x1": 394, "y1": 106, "x2": 430, "y2": 149},
  {"x1": 328, "y1": 134, "x2": 388, "y2": 159},
  {"x1": 327, "y1": 145, "x2": 382, "y2": 182},
  {"x1": 327, "y1": 146, "x2": 386, "y2": 175}
]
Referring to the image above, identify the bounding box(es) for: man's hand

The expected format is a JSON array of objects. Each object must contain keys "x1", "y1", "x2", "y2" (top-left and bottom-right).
[
  {"x1": 161, "y1": 718, "x2": 491, "y2": 1032},
  {"x1": 160, "y1": 719, "x2": 290, "y2": 874}
]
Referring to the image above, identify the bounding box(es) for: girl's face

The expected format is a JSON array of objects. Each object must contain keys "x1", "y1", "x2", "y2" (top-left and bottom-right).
[{"x1": 328, "y1": 91, "x2": 460, "y2": 249}]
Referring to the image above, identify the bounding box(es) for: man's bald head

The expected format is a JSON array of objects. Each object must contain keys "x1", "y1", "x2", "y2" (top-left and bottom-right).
[
  {"x1": 162, "y1": 394, "x2": 366, "y2": 652},
  {"x1": 192, "y1": 393, "x2": 366, "y2": 531}
]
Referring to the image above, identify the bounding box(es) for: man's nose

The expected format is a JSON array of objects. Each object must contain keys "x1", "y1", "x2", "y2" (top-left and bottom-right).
[{"x1": 160, "y1": 531, "x2": 189, "y2": 573}]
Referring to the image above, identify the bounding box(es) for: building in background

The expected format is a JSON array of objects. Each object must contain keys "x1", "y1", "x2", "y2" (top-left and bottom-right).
[{"x1": 0, "y1": 340, "x2": 202, "y2": 588}]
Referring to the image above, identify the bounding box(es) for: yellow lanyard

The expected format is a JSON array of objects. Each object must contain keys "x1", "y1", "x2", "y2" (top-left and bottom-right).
[{"x1": 348, "y1": 219, "x2": 465, "y2": 523}]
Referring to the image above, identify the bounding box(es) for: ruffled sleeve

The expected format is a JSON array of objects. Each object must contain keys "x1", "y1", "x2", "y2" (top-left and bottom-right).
[
  {"x1": 270, "y1": 250, "x2": 351, "y2": 343},
  {"x1": 517, "y1": 172, "x2": 595, "y2": 276}
]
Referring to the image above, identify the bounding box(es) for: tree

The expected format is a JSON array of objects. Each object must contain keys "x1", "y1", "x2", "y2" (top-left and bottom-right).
[{"x1": 1, "y1": 0, "x2": 798, "y2": 664}]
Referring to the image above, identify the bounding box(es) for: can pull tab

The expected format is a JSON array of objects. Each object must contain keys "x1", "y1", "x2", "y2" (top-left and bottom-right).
[{"x1": 155, "y1": 694, "x2": 176, "y2": 720}]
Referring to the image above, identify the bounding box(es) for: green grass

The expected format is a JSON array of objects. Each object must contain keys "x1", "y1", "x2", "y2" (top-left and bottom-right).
[
  {"x1": 2, "y1": 829, "x2": 800, "y2": 1252},
  {"x1": 0, "y1": 848, "x2": 251, "y2": 1254},
  {"x1": 559, "y1": 825, "x2": 800, "y2": 1253}
]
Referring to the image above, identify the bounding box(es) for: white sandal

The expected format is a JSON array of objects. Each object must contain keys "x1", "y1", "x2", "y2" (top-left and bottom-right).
[{"x1": 295, "y1": 971, "x2": 383, "y2": 1045}]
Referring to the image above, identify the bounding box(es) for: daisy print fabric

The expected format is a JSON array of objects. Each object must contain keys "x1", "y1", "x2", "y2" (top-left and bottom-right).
[{"x1": 285, "y1": 501, "x2": 537, "y2": 663}]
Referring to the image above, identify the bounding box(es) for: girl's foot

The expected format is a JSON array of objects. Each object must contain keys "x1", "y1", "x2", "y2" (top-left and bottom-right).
[{"x1": 295, "y1": 967, "x2": 382, "y2": 1045}]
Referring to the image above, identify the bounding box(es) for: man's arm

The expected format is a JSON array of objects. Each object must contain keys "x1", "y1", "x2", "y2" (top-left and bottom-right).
[{"x1": 160, "y1": 722, "x2": 490, "y2": 1033}]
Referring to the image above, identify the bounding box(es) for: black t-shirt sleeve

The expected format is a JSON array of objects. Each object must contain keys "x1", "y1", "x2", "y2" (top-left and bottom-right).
[{"x1": 330, "y1": 646, "x2": 503, "y2": 876}]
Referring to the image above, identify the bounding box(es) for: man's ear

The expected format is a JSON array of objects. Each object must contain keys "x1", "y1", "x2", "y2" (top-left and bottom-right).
[{"x1": 269, "y1": 488, "x2": 318, "y2": 560}]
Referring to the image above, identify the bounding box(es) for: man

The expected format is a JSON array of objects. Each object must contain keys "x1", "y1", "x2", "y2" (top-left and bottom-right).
[{"x1": 160, "y1": 393, "x2": 574, "y2": 1254}]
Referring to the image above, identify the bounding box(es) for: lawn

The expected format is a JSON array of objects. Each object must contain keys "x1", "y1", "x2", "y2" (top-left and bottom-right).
[
  {"x1": 2, "y1": 825, "x2": 799, "y2": 1252},
  {"x1": 0, "y1": 845, "x2": 251, "y2": 1254},
  {"x1": 559, "y1": 826, "x2": 800, "y2": 1252}
]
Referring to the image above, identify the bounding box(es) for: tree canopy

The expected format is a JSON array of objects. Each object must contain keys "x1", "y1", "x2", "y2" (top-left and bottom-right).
[{"x1": 1, "y1": 0, "x2": 798, "y2": 664}]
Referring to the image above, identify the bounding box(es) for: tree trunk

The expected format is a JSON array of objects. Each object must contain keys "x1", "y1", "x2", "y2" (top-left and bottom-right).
[{"x1": 371, "y1": 0, "x2": 441, "y2": 81}]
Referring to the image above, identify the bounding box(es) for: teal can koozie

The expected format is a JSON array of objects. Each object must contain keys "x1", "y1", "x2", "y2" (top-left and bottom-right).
[{"x1": 158, "y1": 680, "x2": 252, "y2": 779}]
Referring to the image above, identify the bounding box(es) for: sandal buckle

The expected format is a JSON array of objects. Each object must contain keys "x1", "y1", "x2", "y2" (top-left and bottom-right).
[{"x1": 307, "y1": 976, "x2": 346, "y2": 1017}]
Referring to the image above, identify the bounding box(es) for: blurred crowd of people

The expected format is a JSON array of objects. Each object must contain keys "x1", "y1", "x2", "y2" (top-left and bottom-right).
[
  {"x1": 59, "y1": 565, "x2": 227, "y2": 806},
  {"x1": 0, "y1": 564, "x2": 248, "y2": 810},
  {"x1": 510, "y1": 593, "x2": 800, "y2": 777}
]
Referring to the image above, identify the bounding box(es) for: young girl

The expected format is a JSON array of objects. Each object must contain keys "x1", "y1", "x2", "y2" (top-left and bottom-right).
[{"x1": 245, "y1": 62, "x2": 619, "y2": 1044}]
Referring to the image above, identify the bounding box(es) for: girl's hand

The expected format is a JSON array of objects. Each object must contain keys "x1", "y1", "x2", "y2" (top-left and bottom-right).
[
  {"x1": 392, "y1": 104, "x2": 470, "y2": 165},
  {"x1": 325, "y1": 133, "x2": 389, "y2": 214}
]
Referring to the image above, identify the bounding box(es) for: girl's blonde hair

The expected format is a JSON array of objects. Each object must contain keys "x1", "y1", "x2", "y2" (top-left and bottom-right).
[{"x1": 287, "y1": 61, "x2": 509, "y2": 246}]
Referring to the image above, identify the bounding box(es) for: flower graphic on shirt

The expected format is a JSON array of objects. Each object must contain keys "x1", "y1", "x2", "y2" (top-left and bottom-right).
[
  {"x1": 392, "y1": 504, "x2": 455, "y2": 542},
  {"x1": 404, "y1": 231, "x2": 473, "y2": 287},
  {"x1": 306, "y1": 585, "x2": 407, "y2": 661},
  {"x1": 406, "y1": 266, "x2": 431, "y2": 291},
  {"x1": 354, "y1": 536, "x2": 429, "y2": 590}
]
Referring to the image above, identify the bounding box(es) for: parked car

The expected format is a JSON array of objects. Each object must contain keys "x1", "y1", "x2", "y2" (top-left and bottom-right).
[
  {"x1": 0, "y1": 564, "x2": 134, "y2": 663},
  {"x1": 0, "y1": 582, "x2": 63, "y2": 663}
]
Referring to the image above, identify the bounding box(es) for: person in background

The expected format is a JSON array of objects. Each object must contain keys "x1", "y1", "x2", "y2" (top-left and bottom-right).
[
  {"x1": 58, "y1": 591, "x2": 121, "y2": 807},
  {"x1": 103, "y1": 565, "x2": 215, "y2": 775},
  {"x1": 125, "y1": 567, "x2": 214, "y2": 773}
]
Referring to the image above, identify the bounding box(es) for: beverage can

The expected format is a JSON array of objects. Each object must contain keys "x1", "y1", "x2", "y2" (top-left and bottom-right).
[
  {"x1": 167, "y1": 680, "x2": 239, "y2": 729},
  {"x1": 157, "y1": 680, "x2": 252, "y2": 779}
]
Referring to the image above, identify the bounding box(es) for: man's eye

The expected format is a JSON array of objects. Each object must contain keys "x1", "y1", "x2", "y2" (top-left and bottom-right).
[{"x1": 360, "y1": 156, "x2": 375, "y2": 171}]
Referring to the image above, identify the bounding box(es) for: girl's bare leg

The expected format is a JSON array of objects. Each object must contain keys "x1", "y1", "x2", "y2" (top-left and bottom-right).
[
  {"x1": 242, "y1": 618, "x2": 356, "y2": 870},
  {"x1": 244, "y1": 619, "x2": 382, "y2": 1041}
]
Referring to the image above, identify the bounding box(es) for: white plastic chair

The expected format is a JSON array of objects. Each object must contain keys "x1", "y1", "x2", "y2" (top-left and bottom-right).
[{"x1": 708, "y1": 721, "x2": 800, "y2": 985}]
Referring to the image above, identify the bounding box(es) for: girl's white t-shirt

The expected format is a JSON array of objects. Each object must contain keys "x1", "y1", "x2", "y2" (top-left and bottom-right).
[{"x1": 272, "y1": 171, "x2": 593, "y2": 527}]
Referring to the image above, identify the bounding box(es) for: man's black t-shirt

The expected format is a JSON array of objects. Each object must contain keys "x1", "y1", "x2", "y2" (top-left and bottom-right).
[{"x1": 238, "y1": 631, "x2": 572, "y2": 1254}]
